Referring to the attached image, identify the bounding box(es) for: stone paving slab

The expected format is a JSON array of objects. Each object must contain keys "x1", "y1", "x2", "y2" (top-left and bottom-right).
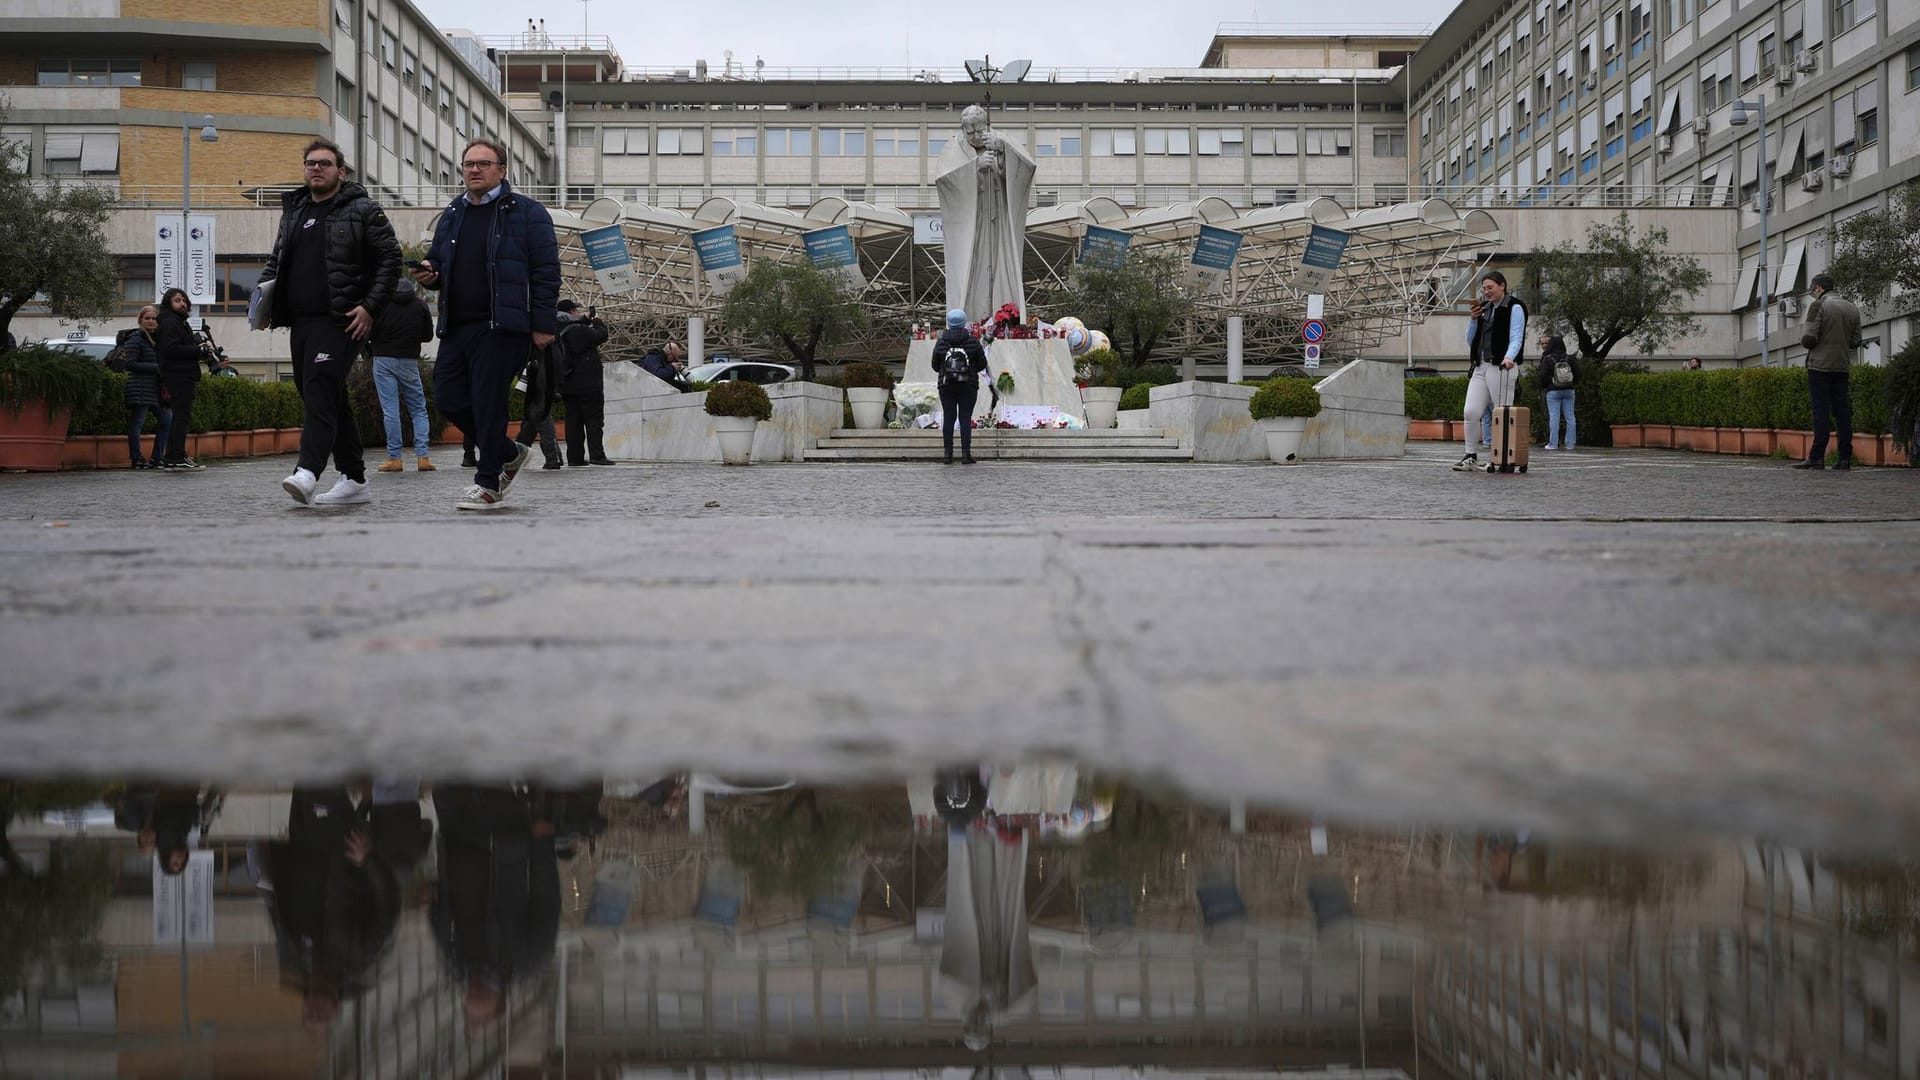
[{"x1": 2, "y1": 447, "x2": 1917, "y2": 854}]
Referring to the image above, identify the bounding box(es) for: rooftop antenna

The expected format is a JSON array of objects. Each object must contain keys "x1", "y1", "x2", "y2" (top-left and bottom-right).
[
  {"x1": 724, "y1": 48, "x2": 734, "y2": 79},
  {"x1": 755, "y1": 55, "x2": 764, "y2": 80},
  {"x1": 964, "y1": 55, "x2": 1031, "y2": 119}
]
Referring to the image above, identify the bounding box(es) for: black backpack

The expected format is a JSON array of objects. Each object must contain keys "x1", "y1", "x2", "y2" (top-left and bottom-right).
[
  {"x1": 103, "y1": 328, "x2": 139, "y2": 373},
  {"x1": 937, "y1": 343, "x2": 973, "y2": 386}
]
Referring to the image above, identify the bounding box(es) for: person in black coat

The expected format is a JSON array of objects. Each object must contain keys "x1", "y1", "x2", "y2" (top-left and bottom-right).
[
  {"x1": 155, "y1": 288, "x2": 206, "y2": 470},
  {"x1": 368, "y1": 279, "x2": 438, "y2": 471},
  {"x1": 555, "y1": 300, "x2": 613, "y2": 466},
  {"x1": 111, "y1": 784, "x2": 217, "y2": 876},
  {"x1": 263, "y1": 787, "x2": 404, "y2": 1031},
  {"x1": 932, "y1": 308, "x2": 989, "y2": 464},
  {"x1": 122, "y1": 306, "x2": 173, "y2": 469},
  {"x1": 635, "y1": 343, "x2": 691, "y2": 391},
  {"x1": 431, "y1": 784, "x2": 561, "y2": 1026}
]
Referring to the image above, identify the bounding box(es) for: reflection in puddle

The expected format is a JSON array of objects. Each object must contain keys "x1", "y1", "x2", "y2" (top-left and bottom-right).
[{"x1": 1, "y1": 767, "x2": 1915, "y2": 1078}]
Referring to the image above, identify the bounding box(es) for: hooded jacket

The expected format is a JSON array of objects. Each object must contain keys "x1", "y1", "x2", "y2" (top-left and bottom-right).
[
  {"x1": 556, "y1": 311, "x2": 611, "y2": 396},
  {"x1": 934, "y1": 326, "x2": 988, "y2": 386},
  {"x1": 259, "y1": 181, "x2": 404, "y2": 327},
  {"x1": 421, "y1": 181, "x2": 561, "y2": 337},
  {"x1": 370, "y1": 284, "x2": 435, "y2": 359},
  {"x1": 155, "y1": 307, "x2": 205, "y2": 382},
  {"x1": 122, "y1": 328, "x2": 165, "y2": 407}
]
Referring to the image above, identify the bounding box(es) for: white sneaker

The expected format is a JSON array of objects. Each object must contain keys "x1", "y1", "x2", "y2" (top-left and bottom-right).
[
  {"x1": 455, "y1": 483, "x2": 507, "y2": 511},
  {"x1": 1450, "y1": 454, "x2": 1480, "y2": 472},
  {"x1": 314, "y1": 476, "x2": 371, "y2": 506},
  {"x1": 282, "y1": 468, "x2": 317, "y2": 506},
  {"x1": 498, "y1": 442, "x2": 532, "y2": 496}
]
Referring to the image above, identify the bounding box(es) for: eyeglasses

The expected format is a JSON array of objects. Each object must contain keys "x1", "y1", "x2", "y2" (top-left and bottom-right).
[
  {"x1": 460, "y1": 160, "x2": 502, "y2": 170},
  {"x1": 303, "y1": 159, "x2": 339, "y2": 170}
]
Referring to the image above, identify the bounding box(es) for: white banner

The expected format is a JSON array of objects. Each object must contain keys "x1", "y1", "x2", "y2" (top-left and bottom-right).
[
  {"x1": 152, "y1": 849, "x2": 216, "y2": 945},
  {"x1": 155, "y1": 214, "x2": 218, "y2": 306},
  {"x1": 912, "y1": 212, "x2": 944, "y2": 246}
]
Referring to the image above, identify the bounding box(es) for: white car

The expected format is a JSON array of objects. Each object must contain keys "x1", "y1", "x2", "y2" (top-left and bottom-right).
[
  {"x1": 684, "y1": 360, "x2": 797, "y2": 386},
  {"x1": 42, "y1": 330, "x2": 121, "y2": 362}
]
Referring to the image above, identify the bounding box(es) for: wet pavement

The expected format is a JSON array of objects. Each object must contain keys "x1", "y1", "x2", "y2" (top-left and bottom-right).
[
  {"x1": 2, "y1": 448, "x2": 1918, "y2": 851},
  {"x1": 0, "y1": 772, "x2": 1913, "y2": 1078}
]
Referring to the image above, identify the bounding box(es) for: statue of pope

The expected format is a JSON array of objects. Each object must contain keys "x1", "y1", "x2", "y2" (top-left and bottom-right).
[{"x1": 933, "y1": 105, "x2": 1036, "y2": 323}]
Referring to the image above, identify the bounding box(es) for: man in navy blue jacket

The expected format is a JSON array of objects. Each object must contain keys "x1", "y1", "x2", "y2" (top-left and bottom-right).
[{"x1": 411, "y1": 137, "x2": 561, "y2": 511}]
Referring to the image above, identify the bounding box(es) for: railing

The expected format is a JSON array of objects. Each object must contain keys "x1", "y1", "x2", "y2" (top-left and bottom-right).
[
  {"x1": 69, "y1": 179, "x2": 1742, "y2": 215},
  {"x1": 1212, "y1": 21, "x2": 1436, "y2": 35},
  {"x1": 472, "y1": 33, "x2": 620, "y2": 54}
]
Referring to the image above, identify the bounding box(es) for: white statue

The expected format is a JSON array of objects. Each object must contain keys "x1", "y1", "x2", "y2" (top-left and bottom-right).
[{"x1": 934, "y1": 104, "x2": 1036, "y2": 322}]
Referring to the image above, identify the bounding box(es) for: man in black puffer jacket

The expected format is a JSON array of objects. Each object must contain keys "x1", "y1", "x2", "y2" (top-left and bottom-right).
[{"x1": 258, "y1": 137, "x2": 403, "y2": 508}]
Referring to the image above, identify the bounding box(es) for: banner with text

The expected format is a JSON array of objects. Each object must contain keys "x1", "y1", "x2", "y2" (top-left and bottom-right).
[
  {"x1": 581, "y1": 224, "x2": 637, "y2": 295},
  {"x1": 911, "y1": 212, "x2": 945, "y2": 246},
  {"x1": 1078, "y1": 226, "x2": 1133, "y2": 270},
  {"x1": 1185, "y1": 225, "x2": 1244, "y2": 295},
  {"x1": 802, "y1": 224, "x2": 867, "y2": 289},
  {"x1": 1296, "y1": 224, "x2": 1350, "y2": 295},
  {"x1": 692, "y1": 225, "x2": 746, "y2": 295},
  {"x1": 155, "y1": 214, "x2": 218, "y2": 306}
]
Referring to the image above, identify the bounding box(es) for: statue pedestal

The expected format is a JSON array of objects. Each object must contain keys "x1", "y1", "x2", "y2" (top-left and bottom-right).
[{"x1": 902, "y1": 338, "x2": 1082, "y2": 422}]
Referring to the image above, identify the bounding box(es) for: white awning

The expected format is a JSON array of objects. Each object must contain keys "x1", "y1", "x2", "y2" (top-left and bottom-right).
[
  {"x1": 1740, "y1": 141, "x2": 1759, "y2": 186},
  {"x1": 43, "y1": 133, "x2": 81, "y2": 160},
  {"x1": 1776, "y1": 238, "x2": 1807, "y2": 297},
  {"x1": 1580, "y1": 112, "x2": 1599, "y2": 150},
  {"x1": 1660, "y1": 90, "x2": 1682, "y2": 133},
  {"x1": 1731, "y1": 263, "x2": 1759, "y2": 310},
  {"x1": 78, "y1": 132, "x2": 117, "y2": 172},
  {"x1": 1778, "y1": 123, "x2": 1805, "y2": 175},
  {"x1": 1605, "y1": 92, "x2": 1625, "y2": 124}
]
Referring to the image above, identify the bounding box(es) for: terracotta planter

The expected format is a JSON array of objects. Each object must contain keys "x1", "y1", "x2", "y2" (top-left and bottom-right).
[
  {"x1": 1851, "y1": 434, "x2": 1885, "y2": 466},
  {"x1": 1407, "y1": 419, "x2": 1449, "y2": 440},
  {"x1": 1677, "y1": 426, "x2": 1717, "y2": 452},
  {"x1": 1775, "y1": 430, "x2": 1810, "y2": 459},
  {"x1": 220, "y1": 431, "x2": 251, "y2": 458},
  {"x1": 251, "y1": 429, "x2": 278, "y2": 455},
  {"x1": 96, "y1": 435, "x2": 131, "y2": 469},
  {"x1": 61, "y1": 435, "x2": 99, "y2": 470},
  {"x1": 1610, "y1": 424, "x2": 1644, "y2": 448},
  {"x1": 1714, "y1": 427, "x2": 1743, "y2": 454},
  {"x1": 1643, "y1": 424, "x2": 1674, "y2": 448},
  {"x1": 1739, "y1": 428, "x2": 1776, "y2": 456},
  {"x1": 0, "y1": 403, "x2": 74, "y2": 472},
  {"x1": 1888, "y1": 436, "x2": 1911, "y2": 467},
  {"x1": 278, "y1": 428, "x2": 303, "y2": 453}
]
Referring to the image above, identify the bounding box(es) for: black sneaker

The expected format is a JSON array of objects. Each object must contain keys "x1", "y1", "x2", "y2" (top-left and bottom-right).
[
  {"x1": 1791, "y1": 459, "x2": 1824, "y2": 470},
  {"x1": 176, "y1": 458, "x2": 204, "y2": 471},
  {"x1": 542, "y1": 460, "x2": 563, "y2": 470},
  {"x1": 588, "y1": 457, "x2": 616, "y2": 466},
  {"x1": 460, "y1": 454, "x2": 478, "y2": 468},
  {"x1": 1832, "y1": 459, "x2": 1851, "y2": 471}
]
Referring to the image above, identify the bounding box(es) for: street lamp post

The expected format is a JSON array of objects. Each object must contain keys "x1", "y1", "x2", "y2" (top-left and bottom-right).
[
  {"x1": 181, "y1": 115, "x2": 219, "y2": 309},
  {"x1": 1731, "y1": 96, "x2": 1769, "y2": 367}
]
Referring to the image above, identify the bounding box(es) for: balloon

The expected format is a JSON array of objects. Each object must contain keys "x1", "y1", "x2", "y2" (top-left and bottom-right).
[
  {"x1": 1064, "y1": 327, "x2": 1090, "y2": 355},
  {"x1": 1053, "y1": 317, "x2": 1085, "y2": 337},
  {"x1": 1087, "y1": 330, "x2": 1110, "y2": 355}
]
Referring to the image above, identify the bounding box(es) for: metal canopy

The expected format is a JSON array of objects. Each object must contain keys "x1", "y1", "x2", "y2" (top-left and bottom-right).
[{"x1": 538, "y1": 194, "x2": 1501, "y2": 363}]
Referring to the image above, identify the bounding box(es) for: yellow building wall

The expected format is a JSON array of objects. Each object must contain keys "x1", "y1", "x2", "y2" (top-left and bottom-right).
[
  {"x1": 119, "y1": 127, "x2": 318, "y2": 204},
  {"x1": 120, "y1": 0, "x2": 327, "y2": 33}
]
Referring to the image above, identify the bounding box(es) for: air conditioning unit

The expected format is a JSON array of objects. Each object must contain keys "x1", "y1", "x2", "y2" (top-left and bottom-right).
[
  {"x1": 1659, "y1": 131, "x2": 1677, "y2": 153},
  {"x1": 1795, "y1": 50, "x2": 1818, "y2": 73},
  {"x1": 1774, "y1": 65, "x2": 1794, "y2": 86},
  {"x1": 1779, "y1": 294, "x2": 1801, "y2": 317},
  {"x1": 1801, "y1": 167, "x2": 1825, "y2": 190},
  {"x1": 1581, "y1": 74, "x2": 1597, "y2": 91},
  {"x1": 1692, "y1": 117, "x2": 1711, "y2": 136},
  {"x1": 1829, "y1": 153, "x2": 1852, "y2": 178}
]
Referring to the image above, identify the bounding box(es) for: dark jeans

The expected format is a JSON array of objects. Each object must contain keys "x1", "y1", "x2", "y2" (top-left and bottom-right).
[
  {"x1": 1807, "y1": 368, "x2": 1852, "y2": 462},
  {"x1": 126, "y1": 403, "x2": 172, "y2": 464},
  {"x1": 939, "y1": 383, "x2": 979, "y2": 459},
  {"x1": 562, "y1": 394, "x2": 606, "y2": 463},
  {"x1": 434, "y1": 322, "x2": 530, "y2": 491},
  {"x1": 291, "y1": 318, "x2": 366, "y2": 482},
  {"x1": 160, "y1": 377, "x2": 198, "y2": 462}
]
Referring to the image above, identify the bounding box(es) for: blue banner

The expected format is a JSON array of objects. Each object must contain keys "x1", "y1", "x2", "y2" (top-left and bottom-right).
[
  {"x1": 1191, "y1": 225, "x2": 1244, "y2": 271},
  {"x1": 1301, "y1": 225, "x2": 1350, "y2": 270},
  {"x1": 1079, "y1": 226, "x2": 1132, "y2": 270},
  {"x1": 581, "y1": 224, "x2": 636, "y2": 294},
  {"x1": 801, "y1": 225, "x2": 857, "y2": 268},
  {"x1": 692, "y1": 225, "x2": 743, "y2": 271}
]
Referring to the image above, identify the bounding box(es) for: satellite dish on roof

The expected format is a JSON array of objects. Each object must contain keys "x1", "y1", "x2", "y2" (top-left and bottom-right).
[
  {"x1": 1001, "y1": 59, "x2": 1032, "y2": 82},
  {"x1": 964, "y1": 59, "x2": 988, "y2": 82}
]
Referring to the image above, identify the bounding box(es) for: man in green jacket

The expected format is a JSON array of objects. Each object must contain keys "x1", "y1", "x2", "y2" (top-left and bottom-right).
[{"x1": 1795, "y1": 273, "x2": 1864, "y2": 471}]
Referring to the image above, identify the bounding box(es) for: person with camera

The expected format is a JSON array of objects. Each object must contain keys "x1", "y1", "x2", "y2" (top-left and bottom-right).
[
  {"x1": 155, "y1": 287, "x2": 207, "y2": 470},
  {"x1": 1454, "y1": 270, "x2": 1527, "y2": 472},
  {"x1": 555, "y1": 300, "x2": 614, "y2": 466}
]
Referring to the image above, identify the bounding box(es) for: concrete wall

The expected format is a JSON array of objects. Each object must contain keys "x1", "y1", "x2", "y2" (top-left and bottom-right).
[
  {"x1": 1149, "y1": 381, "x2": 1263, "y2": 461},
  {"x1": 1300, "y1": 359, "x2": 1407, "y2": 458},
  {"x1": 601, "y1": 369, "x2": 841, "y2": 462}
]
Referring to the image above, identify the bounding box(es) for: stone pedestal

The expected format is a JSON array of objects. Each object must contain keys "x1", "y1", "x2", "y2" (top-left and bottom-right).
[
  {"x1": 902, "y1": 338, "x2": 1081, "y2": 421},
  {"x1": 601, "y1": 361, "x2": 841, "y2": 462},
  {"x1": 1298, "y1": 359, "x2": 1407, "y2": 459}
]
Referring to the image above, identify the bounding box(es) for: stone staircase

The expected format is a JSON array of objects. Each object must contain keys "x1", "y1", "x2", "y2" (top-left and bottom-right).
[{"x1": 801, "y1": 428, "x2": 1192, "y2": 461}]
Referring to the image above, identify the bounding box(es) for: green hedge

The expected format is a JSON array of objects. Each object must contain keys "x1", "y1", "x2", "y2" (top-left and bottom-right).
[
  {"x1": 1119, "y1": 382, "x2": 1155, "y2": 411},
  {"x1": 1599, "y1": 368, "x2": 1888, "y2": 433},
  {"x1": 1404, "y1": 375, "x2": 1468, "y2": 421}
]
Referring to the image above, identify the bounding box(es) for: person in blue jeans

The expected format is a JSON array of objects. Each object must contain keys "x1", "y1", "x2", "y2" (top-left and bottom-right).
[
  {"x1": 368, "y1": 279, "x2": 437, "y2": 471},
  {"x1": 1539, "y1": 333, "x2": 1575, "y2": 450},
  {"x1": 122, "y1": 306, "x2": 173, "y2": 469}
]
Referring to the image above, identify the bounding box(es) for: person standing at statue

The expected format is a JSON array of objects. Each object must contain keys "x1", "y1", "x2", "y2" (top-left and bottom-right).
[{"x1": 933, "y1": 309, "x2": 988, "y2": 465}]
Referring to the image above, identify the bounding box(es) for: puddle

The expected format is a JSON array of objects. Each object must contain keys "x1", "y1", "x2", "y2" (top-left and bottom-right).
[{"x1": 1, "y1": 766, "x2": 1914, "y2": 1077}]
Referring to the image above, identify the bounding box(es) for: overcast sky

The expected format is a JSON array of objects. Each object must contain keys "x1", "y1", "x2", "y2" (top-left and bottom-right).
[{"x1": 416, "y1": 0, "x2": 1437, "y2": 75}]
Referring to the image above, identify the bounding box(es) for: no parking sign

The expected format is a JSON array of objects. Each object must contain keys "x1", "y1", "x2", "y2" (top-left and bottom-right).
[
  {"x1": 1304, "y1": 342, "x2": 1322, "y2": 368},
  {"x1": 1301, "y1": 319, "x2": 1326, "y2": 343}
]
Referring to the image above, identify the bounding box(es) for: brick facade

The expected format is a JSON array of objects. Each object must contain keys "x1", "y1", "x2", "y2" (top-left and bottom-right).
[{"x1": 120, "y1": 0, "x2": 326, "y2": 33}]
